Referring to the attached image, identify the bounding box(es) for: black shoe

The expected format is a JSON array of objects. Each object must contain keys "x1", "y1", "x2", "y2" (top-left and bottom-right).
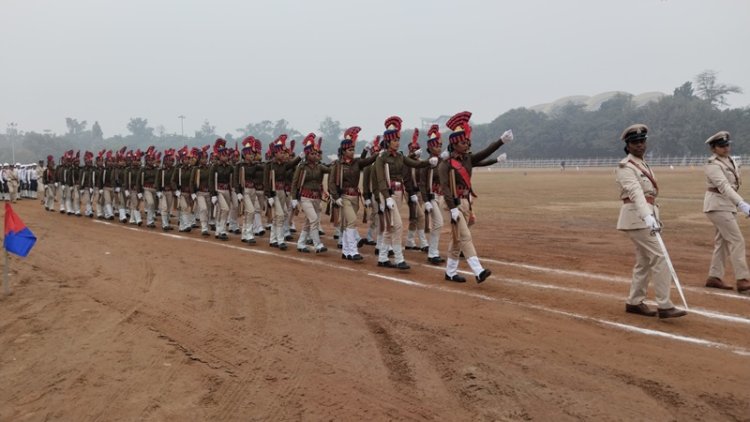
[
  {"x1": 201, "y1": 231, "x2": 210, "y2": 236},
  {"x1": 298, "y1": 247, "x2": 310, "y2": 253},
  {"x1": 333, "y1": 234, "x2": 339, "y2": 240},
  {"x1": 270, "y1": 242, "x2": 279, "y2": 248},
  {"x1": 420, "y1": 246, "x2": 429, "y2": 253},
  {"x1": 337, "y1": 244, "x2": 343, "y2": 249},
  {"x1": 428, "y1": 256, "x2": 446, "y2": 264},
  {"x1": 120, "y1": 218, "x2": 128, "y2": 224},
  {"x1": 357, "y1": 238, "x2": 367, "y2": 248},
  {"x1": 365, "y1": 239, "x2": 377, "y2": 246},
  {"x1": 233, "y1": 229, "x2": 241, "y2": 234},
  {"x1": 289, "y1": 228, "x2": 297, "y2": 233},
  {"x1": 388, "y1": 250, "x2": 395, "y2": 257},
  {"x1": 284, "y1": 235, "x2": 293, "y2": 241},
  {"x1": 163, "y1": 226, "x2": 173, "y2": 231},
  {"x1": 395, "y1": 261, "x2": 410, "y2": 270},
  {"x1": 445, "y1": 273, "x2": 467, "y2": 283},
  {"x1": 67, "y1": 212, "x2": 74, "y2": 216},
  {"x1": 377, "y1": 261, "x2": 395, "y2": 268},
  {"x1": 241, "y1": 238, "x2": 248, "y2": 243},
  {"x1": 210, "y1": 224, "x2": 216, "y2": 231},
  {"x1": 404, "y1": 246, "x2": 417, "y2": 250},
  {"x1": 179, "y1": 228, "x2": 192, "y2": 233},
  {"x1": 374, "y1": 248, "x2": 379, "y2": 255},
  {"x1": 246, "y1": 238, "x2": 256, "y2": 244},
  {"x1": 146, "y1": 223, "x2": 156, "y2": 228},
  {"x1": 256, "y1": 230, "x2": 265, "y2": 236},
  {"x1": 279, "y1": 243, "x2": 288, "y2": 251},
  {"x1": 306, "y1": 239, "x2": 314, "y2": 245},
  {"x1": 318, "y1": 230, "x2": 325, "y2": 236},
  {"x1": 658, "y1": 307, "x2": 687, "y2": 319},
  {"x1": 60, "y1": 210, "x2": 66, "y2": 214},
  {"x1": 341, "y1": 254, "x2": 349, "y2": 260},
  {"x1": 192, "y1": 224, "x2": 200, "y2": 229},
  {"x1": 88, "y1": 214, "x2": 94, "y2": 219},
  {"x1": 316, "y1": 246, "x2": 328, "y2": 253},
  {"x1": 217, "y1": 233, "x2": 229, "y2": 241},
  {"x1": 97, "y1": 216, "x2": 105, "y2": 220},
  {"x1": 137, "y1": 221, "x2": 143, "y2": 226},
  {"x1": 350, "y1": 254, "x2": 363, "y2": 261},
  {"x1": 106, "y1": 216, "x2": 114, "y2": 221},
  {"x1": 476, "y1": 269, "x2": 491, "y2": 284},
  {"x1": 625, "y1": 303, "x2": 657, "y2": 317}
]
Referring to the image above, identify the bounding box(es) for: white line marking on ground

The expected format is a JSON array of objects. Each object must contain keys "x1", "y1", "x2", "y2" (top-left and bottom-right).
[{"x1": 92, "y1": 220, "x2": 750, "y2": 356}]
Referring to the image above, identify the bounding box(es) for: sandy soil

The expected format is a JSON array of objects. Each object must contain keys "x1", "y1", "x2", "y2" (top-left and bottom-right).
[{"x1": 1, "y1": 167, "x2": 749, "y2": 421}]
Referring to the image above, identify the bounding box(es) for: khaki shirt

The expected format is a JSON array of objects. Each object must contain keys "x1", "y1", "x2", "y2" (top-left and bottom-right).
[
  {"x1": 292, "y1": 161, "x2": 330, "y2": 198},
  {"x1": 209, "y1": 163, "x2": 235, "y2": 194},
  {"x1": 328, "y1": 155, "x2": 377, "y2": 199},
  {"x1": 375, "y1": 151, "x2": 429, "y2": 199},
  {"x1": 704, "y1": 154, "x2": 743, "y2": 212},
  {"x1": 171, "y1": 164, "x2": 193, "y2": 192},
  {"x1": 615, "y1": 154, "x2": 659, "y2": 230}
]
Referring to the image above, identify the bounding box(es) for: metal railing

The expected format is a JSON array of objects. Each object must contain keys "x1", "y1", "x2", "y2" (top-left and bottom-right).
[{"x1": 496, "y1": 155, "x2": 749, "y2": 168}]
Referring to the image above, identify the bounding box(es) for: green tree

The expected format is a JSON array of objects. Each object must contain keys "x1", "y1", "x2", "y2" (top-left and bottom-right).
[
  {"x1": 126, "y1": 117, "x2": 154, "y2": 138},
  {"x1": 92, "y1": 121, "x2": 103, "y2": 140},
  {"x1": 318, "y1": 117, "x2": 342, "y2": 153},
  {"x1": 65, "y1": 118, "x2": 87, "y2": 135},
  {"x1": 673, "y1": 81, "x2": 694, "y2": 99},
  {"x1": 694, "y1": 70, "x2": 743, "y2": 108}
]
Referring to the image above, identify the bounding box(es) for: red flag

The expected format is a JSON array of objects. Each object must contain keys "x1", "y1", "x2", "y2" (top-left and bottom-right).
[{"x1": 4, "y1": 203, "x2": 36, "y2": 257}]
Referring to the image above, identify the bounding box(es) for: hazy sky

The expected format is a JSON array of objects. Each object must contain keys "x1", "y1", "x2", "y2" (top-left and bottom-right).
[{"x1": 2, "y1": 0, "x2": 749, "y2": 140}]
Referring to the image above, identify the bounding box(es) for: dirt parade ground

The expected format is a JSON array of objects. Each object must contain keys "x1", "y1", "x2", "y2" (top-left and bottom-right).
[{"x1": 1, "y1": 167, "x2": 749, "y2": 421}]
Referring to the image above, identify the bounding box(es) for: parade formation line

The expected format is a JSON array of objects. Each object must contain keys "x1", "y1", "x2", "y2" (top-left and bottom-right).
[{"x1": 92, "y1": 219, "x2": 750, "y2": 357}]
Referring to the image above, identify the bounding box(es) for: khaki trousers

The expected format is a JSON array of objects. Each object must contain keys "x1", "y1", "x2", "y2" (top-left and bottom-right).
[
  {"x1": 706, "y1": 211, "x2": 750, "y2": 280},
  {"x1": 447, "y1": 198, "x2": 478, "y2": 260},
  {"x1": 341, "y1": 195, "x2": 359, "y2": 230},
  {"x1": 380, "y1": 191, "x2": 404, "y2": 262},
  {"x1": 624, "y1": 228, "x2": 675, "y2": 309}
]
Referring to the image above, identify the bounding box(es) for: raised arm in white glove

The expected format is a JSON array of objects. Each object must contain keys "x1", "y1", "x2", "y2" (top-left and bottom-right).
[
  {"x1": 440, "y1": 150, "x2": 450, "y2": 160},
  {"x1": 739, "y1": 201, "x2": 750, "y2": 216},
  {"x1": 500, "y1": 129, "x2": 514, "y2": 144},
  {"x1": 450, "y1": 207, "x2": 461, "y2": 222},
  {"x1": 386, "y1": 197, "x2": 395, "y2": 209},
  {"x1": 424, "y1": 201, "x2": 433, "y2": 212},
  {"x1": 410, "y1": 194, "x2": 419, "y2": 203},
  {"x1": 428, "y1": 156, "x2": 438, "y2": 167},
  {"x1": 643, "y1": 214, "x2": 660, "y2": 232}
]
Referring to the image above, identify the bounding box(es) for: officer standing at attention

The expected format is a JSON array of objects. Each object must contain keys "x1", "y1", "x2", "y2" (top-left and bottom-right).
[
  {"x1": 616, "y1": 124, "x2": 687, "y2": 319},
  {"x1": 702, "y1": 131, "x2": 750, "y2": 295}
]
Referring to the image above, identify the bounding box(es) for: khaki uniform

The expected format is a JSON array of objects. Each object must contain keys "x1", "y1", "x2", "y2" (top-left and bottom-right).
[
  {"x1": 209, "y1": 162, "x2": 235, "y2": 237},
  {"x1": 172, "y1": 163, "x2": 194, "y2": 231},
  {"x1": 79, "y1": 164, "x2": 97, "y2": 217},
  {"x1": 236, "y1": 161, "x2": 261, "y2": 242},
  {"x1": 264, "y1": 157, "x2": 300, "y2": 247},
  {"x1": 189, "y1": 164, "x2": 211, "y2": 233},
  {"x1": 615, "y1": 154, "x2": 674, "y2": 310},
  {"x1": 292, "y1": 161, "x2": 331, "y2": 251},
  {"x1": 703, "y1": 154, "x2": 749, "y2": 281},
  {"x1": 138, "y1": 165, "x2": 159, "y2": 227},
  {"x1": 419, "y1": 157, "x2": 446, "y2": 260}
]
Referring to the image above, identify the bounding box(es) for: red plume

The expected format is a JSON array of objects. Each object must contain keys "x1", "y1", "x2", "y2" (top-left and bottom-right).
[{"x1": 411, "y1": 128, "x2": 419, "y2": 146}]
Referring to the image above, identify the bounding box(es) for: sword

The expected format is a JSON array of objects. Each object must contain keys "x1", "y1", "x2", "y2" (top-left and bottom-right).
[{"x1": 653, "y1": 231, "x2": 689, "y2": 310}]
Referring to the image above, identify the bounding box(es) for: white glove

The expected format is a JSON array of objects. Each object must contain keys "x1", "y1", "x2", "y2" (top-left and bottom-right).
[
  {"x1": 440, "y1": 151, "x2": 450, "y2": 160},
  {"x1": 410, "y1": 194, "x2": 419, "y2": 203},
  {"x1": 114, "y1": 187, "x2": 120, "y2": 193},
  {"x1": 379, "y1": 201, "x2": 385, "y2": 212},
  {"x1": 98, "y1": 189, "x2": 103, "y2": 195},
  {"x1": 175, "y1": 190, "x2": 181, "y2": 197},
  {"x1": 643, "y1": 215, "x2": 660, "y2": 232},
  {"x1": 54, "y1": 182, "x2": 59, "y2": 187},
  {"x1": 211, "y1": 195, "x2": 218, "y2": 205},
  {"x1": 156, "y1": 191, "x2": 163, "y2": 199},
  {"x1": 500, "y1": 129, "x2": 514, "y2": 144},
  {"x1": 386, "y1": 197, "x2": 395, "y2": 209},
  {"x1": 137, "y1": 192, "x2": 143, "y2": 200},
  {"x1": 496, "y1": 153, "x2": 507, "y2": 163},
  {"x1": 191, "y1": 193, "x2": 197, "y2": 200},
  {"x1": 424, "y1": 201, "x2": 433, "y2": 212},
  {"x1": 450, "y1": 207, "x2": 461, "y2": 222},
  {"x1": 413, "y1": 149, "x2": 422, "y2": 157},
  {"x1": 335, "y1": 198, "x2": 343, "y2": 207},
  {"x1": 79, "y1": 189, "x2": 84, "y2": 194},
  {"x1": 89, "y1": 188, "x2": 94, "y2": 194},
  {"x1": 364, "y1": 198, "x2": 372, "y2": 207},
  {"x1": 291, "y1": 199, "x2": 299, "y2": 209},
  {"x1": 428, "y1": 156, "x2": 438, "y2": 167},
  {"x1": 124, "y1": 190, "x2": 130, "y2": 197},
  {"x1": 236, "y1": 193, "x2": 244, "y2": 201},
  {"x1": 738, "y1": 201, "x2": 750, "y2": 216},
  {"x1": 267, "y1": 197, "x2": 275, "y2": 207}
]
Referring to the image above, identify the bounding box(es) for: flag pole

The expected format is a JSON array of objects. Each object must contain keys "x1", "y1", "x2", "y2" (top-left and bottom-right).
[{"x1": 3, "y1": 249, "x2": 9, "y2": 295}]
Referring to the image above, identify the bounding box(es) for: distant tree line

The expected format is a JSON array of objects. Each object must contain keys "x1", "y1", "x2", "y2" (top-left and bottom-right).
[{"x1": 1, "y1": 70, "x2": 747, "y2": 163}]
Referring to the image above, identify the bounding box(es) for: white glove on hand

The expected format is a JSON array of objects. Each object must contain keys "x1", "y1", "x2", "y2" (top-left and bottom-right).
[
  {"x1": 191, "y1": 193, "x2": 197, "y2": 200},
  {"x1": 644, "y1": 214, "x2": 660, "y2": 232},
  {"x1": 236, "y1": 193, "x2": 243, "y2": 201},
  {"x1": 79, "y1": 189, "x2": 84, "y2": 195},
  {"x1": 211, "y1": 195, "x2": 218, "y2": 205},
  {"x1": 364, "y1": 198, "x2": 372, "y2": 207},
  {"x1": 267, "y1": 197, "x2": 275, "y2": 207},
  {"x1": 379, "y1": 201, "x2": 385, "y2": 212},
  {"x1": 428, "y1": 156, "x2": 438, "y2": 167},
  {"x1": 450, "y1": 207, "x2": 461, "y2": 222},
  {"x1": 501, "y1": 129, "x2": 514, "y2": 144},
  {"x1": 413, "y1": 148, "x2": 422, "y2": 157},
  {"x1": 114, "y1": 187, "x2": 120, "y2": 193},
  {"x1": 54, "y1": 182, "x2": 59, "y2": 187},
  {"x1": 291, "y1": 199, "x2": 299, "y2": 209},
  {"x1": 137, "y1": 192, "x2": 143, "y2": 199},
  {"x1": 424, "y1": 201, "x2": 433, "y2": 212},
  {"x1": 89, "y1": 188, "x2": 94, "y2": 194},
  {"x1": 739, "y1": 201, "x2": 750, "y2": 216},
  {"x1": 335, "y1": 198, "x2": 343, "y2": 207},
  {"x1": 386, "y1": 197, "x2": 395, "y2": 209},
  {"x1": 496, "y1": 153, "x2": 507, "y2": 163},
  {"x1": 440, "y1": 150, "x2": 450, "y2": 160},
  {"x1": 410, "y1": 194, "x2": 419, "y2": 203},
  {"x1": 156, "y1": 191, "x2": 163, "y2": 199},
  {"x1": 124, "y1": 190, "x2": 130, "y2": 197},
  {"x1": 98, "y1": 189, "x2": 103, "y2": 195},
  {"x1": 175, "y1": 190, "x2": 181, "y2": 197}
]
